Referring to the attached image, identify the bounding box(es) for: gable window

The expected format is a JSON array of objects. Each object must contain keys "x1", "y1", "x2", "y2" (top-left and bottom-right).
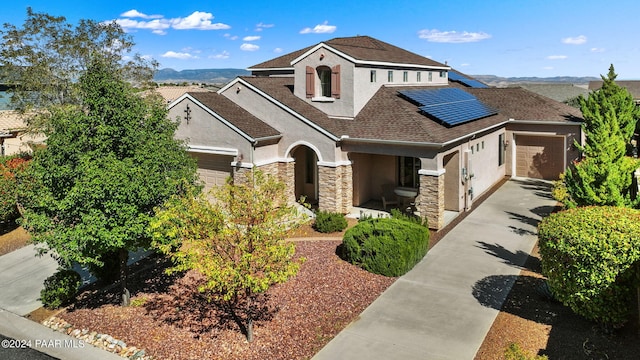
[
  {"x1": 306, "y1": 65, "x2": 340, "y2": 99},
  {"x1": 398, "y1": 156, "x2": 421, "y2": 188},
  {"x1": 388, "y1": 71, "x2": 394, "y2": 82},
  {"x1": 318, "y1": 66, "x2": 332, "y2": 97},
  {"x1": 403, "y1": 71, "x2": 409, "y2": 82},
  {"x1": 417, "y1": 71, "x2": 422, "y2": 82},
  {"x1": 370, "y1": 70, "x2": 376, "y2": 82}
]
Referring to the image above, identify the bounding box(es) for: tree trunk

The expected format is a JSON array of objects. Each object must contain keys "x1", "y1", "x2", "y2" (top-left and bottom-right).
[
  {"x1": 119, "y1": 248, "x2": 130, "y2": 307},
  {"x1": 246, "y1": 289, "x2": 254, "y2": 342}
]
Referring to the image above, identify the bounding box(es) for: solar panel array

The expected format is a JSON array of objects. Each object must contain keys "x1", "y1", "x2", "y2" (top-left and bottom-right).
[
  {"x1": 398, "y1": 88, "x2": 498, "y2": 127},
  {"x1": 448, "y1": 71, "x2": 489, "y2": 88}
]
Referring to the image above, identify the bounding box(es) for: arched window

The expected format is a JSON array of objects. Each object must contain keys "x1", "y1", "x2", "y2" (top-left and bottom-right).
[{"x1": 317, "y1": 66, "x2": 332, "y2": 97}]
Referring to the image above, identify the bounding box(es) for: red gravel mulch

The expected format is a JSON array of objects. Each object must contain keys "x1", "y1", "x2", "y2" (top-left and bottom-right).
[{"x1": 59, "y1": 240, "x2": 396, "y2": 360}]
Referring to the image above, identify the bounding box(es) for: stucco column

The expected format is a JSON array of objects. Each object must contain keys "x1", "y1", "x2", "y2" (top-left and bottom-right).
[
  {"x1": 416, "y1": 171, "x2": 445, "y2": 230},
  {"x1": 318, "y1": 163, "x2": 353, "y2": 214}
]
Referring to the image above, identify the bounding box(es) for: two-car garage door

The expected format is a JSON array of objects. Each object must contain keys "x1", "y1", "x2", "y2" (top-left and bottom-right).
[{"x1": 515, "y1": 135, "x2": 564, "y2": 180}]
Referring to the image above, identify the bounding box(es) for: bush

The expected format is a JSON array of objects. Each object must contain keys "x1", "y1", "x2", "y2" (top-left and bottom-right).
[
  {"x1": 87, "y1": 250, "x2": 121, "y2": 284},
  {"x1": 0, "y1": 153, "x2": 31, "y2": 222},
  {"x1": 313, "y1": 210, "x2": 348, "y2": 233},
  {"x1": 341, "y1": 217, "x2": 429, "y2": 276},
  {"x1": 40, "y1": 269, "x2": 81, "y2": 309},
  {"x1": 538, "y1": 206, "x2": 640, "y2": 325}
]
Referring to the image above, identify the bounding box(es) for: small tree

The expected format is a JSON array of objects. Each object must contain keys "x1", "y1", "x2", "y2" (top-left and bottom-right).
[
  {"x1": 19, "y1": 56, "x2": 198, "y2": 306},
  {"x1": 560, "y1": 65, "x2": 640, "y2": 208},
  {"x1": 151, "y1": 170, "x2": 305, "y2": 342}
]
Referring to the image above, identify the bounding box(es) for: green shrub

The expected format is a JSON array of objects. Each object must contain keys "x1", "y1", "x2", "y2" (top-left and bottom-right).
[
  {"x1": 341, "y1": 217, "x2": 429, "y2": 276},
  {"x1": 0, "y1": 153, "x2": 31, "y2": 222},
  {"x1": 40, "y1": 269, "x2": 81, "y2": 309},
  {"x1": 390, "y1": 208, "x2": 428, "y2": 227},
  {"x1": 87, "y1": 250, "x2": 120, "y2": 284},
  {"x1": 504, "y1": 343, "x2": 548, "y2": 360},
  {"x1": 313, "y1": 210, "x2": 348, "y2": 233},
  {"x1": 538, "y1": 206, "x2": 640, "y2": 325}
]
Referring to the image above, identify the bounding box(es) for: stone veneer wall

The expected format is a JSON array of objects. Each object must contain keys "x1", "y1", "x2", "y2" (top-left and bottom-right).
[
  {"x1": 232, "y1": 162, "x2": 296, "y2": 204},
  {"x1": 416, "y1": 173, "x2": 445, "y2": 230},
  {"x1": 318, "y1": 164, "x2": 353, "y2": 214}
]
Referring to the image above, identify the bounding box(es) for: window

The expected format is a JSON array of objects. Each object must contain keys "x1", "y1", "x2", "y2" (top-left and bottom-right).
[
  {"x1": 403, "y1": 71, "x2": 408, "y2": 82},
  {"x1": 318, "y1": 66, "x2": 331, "y2": 97},
  {"x1": 398, "y1": 156, "x2": 421, "y2": 188},
  {"x1": 417, "y1": 71, "x2": 421, "y2": 82},
  {"x1": 440, "y1": 71, "x2": 446, "y2": 78},
  {"x1": 428, "y1": 72, "x2": 433, "y2": 82},
  {"x1": 370, "y1": 70, "x2": 377, "y2": 83},
  {"x1": 388, "y1": 70, "x2": 394, "y2": 82},
  {"x1": 498, "y1": 134, "x2": 506, "y2": 166},
  {"x1": 307, "y1": 65, "x2": 340, "y2": 99}
]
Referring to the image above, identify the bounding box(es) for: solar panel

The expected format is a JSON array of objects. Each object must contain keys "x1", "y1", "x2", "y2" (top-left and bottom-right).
[
  {"x1": 448, "y1": 71, "x2": 489, "y2": 88},
  {"x1": 398, "y1": 88, "x2": 497, "y2": 127}
]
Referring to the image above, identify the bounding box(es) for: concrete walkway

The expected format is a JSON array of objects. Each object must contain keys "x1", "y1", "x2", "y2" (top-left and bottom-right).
[{"x1": 313, "y1": 179, "x2": 556, "y2": 360}]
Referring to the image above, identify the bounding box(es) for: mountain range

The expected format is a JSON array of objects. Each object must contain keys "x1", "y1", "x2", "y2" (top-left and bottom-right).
[{"x1": 153, "y1": 68, "x2": 600, "y2": 85}]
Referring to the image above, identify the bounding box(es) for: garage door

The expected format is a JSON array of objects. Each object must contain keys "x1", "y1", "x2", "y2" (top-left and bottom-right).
[
  {"x1": 190, "y1": 153, "x2": 233, "y2": 192},
  {"x1": 515, "y1": 135, "x2": 564, "y2": 180}
]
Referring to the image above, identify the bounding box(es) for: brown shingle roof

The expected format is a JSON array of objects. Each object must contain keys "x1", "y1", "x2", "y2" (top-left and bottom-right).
[
  {"x1": 186, "y1": 92, "x2": 280, "y2": 140},
  {"x1": 241, "y1": 76, "x2": 583, "y2": 144},
  {"x1": 249, "y1": 36, "x2": 447, "y2": 69}
]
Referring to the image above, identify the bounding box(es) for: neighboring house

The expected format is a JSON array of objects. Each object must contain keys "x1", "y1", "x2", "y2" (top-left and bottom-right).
[
  {"x1": 168, "y1": 36, "x2": 583, "y2": 230},
  {"x1": 589, "y1": 80, "x2": 640, "y2": 104},
  {"x1": 0, "y1": 111, "x2": 44, "y2": 155},
  {"x1": 507, "y1": 83, "x2": 589, "y2": 103}
]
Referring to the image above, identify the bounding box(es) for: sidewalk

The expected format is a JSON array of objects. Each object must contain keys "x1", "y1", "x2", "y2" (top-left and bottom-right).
[{"x1": 313, "y1": 179, "x2": 556, "y2": 360}]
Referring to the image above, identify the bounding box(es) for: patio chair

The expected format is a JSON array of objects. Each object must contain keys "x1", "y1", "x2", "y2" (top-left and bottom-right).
[{"x1": 381, "y1": 184, "x2": 399, "y2": 210}]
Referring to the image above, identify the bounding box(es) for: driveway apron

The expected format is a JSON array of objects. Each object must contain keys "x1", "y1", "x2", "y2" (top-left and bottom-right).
[{"x1": 313, "y1": 179, "x2": 556, "y2": 360}]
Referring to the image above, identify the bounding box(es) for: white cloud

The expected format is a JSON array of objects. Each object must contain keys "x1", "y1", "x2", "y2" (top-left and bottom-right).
[
  {"x1": 591, "y1": 47, "x2": 605, "y2": 53},
  {"x1": 120, "y1": 9, "x2": 163, "y2": 19},
  {"x1": 256, "y1": 22, "x2": 274, "y2": 31},
  {"x1": 224, "y1": 33, "x2": 239, "y2": 40},
  {"x1": 171, "y1": 11, "x2": 230, "y2": 30},
  {"x1": 161, "y1": 51, "x2": 197, "y2": 60},
  {"x1": 243, "y1": 36, "x2": 261, "y2": 41},
  {"x1": 300, "y1": 21, "x2": 336, "y2": 34},
  {"x1": 112, "y1": 11, "x2": 230, "y2": 34},
  {"x1": 210, "y1": 50, "x2": 230, "y2": 59},
  {"x1": 273, "y1": 47, "x2": 283, "y2": 53},
  {"x1": 240, "y1": 43, "x2": 260, "y2": 51},
  {"x1": 418, "y1": 29, "x2": 491, "y2": 43},
  {"x1": 460, "y1": 63, "x2": 470, "y2": 67},
  {"x1": 547, "y1": 55, "x2": 568, "y2": 60},
  {"x1": 562, "y1": 35, "x2": 587, "y2": 45}
]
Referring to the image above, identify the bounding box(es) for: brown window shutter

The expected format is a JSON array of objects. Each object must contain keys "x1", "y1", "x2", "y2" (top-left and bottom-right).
[
  {"x1": 331, "y1": 65, "x2": 341, "y2": 98},
  {"x1": 305, "y1": 66, "x2": 314, "y2": 98}
]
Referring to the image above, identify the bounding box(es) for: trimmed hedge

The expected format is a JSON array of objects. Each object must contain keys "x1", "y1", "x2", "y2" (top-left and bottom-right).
[
  {"x1": 341, "y1": 217, "x2": 429, "y2": 276},
  {"x1": 538, "y1": 206, "x2": 640, "y2": 325},
  {"x1": 313, "y1": 210, "x2": 348, "y2": 233},
  {"x1": 41, "y1": 269, "x2": 81, "y2": 309}
]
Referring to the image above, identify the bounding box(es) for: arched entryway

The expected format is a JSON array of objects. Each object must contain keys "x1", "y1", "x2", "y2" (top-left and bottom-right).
[{"x1": 291, "y1": 145, "x2": 319, "y2": 205}]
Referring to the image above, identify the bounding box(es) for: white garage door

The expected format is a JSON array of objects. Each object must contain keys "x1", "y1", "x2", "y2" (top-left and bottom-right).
[
  {"x1": 515, "y1": 135, "x2": 564, "y2": 180},
  {"x1": 191, "y1": 153, "x2": 233, "y2": 191}
]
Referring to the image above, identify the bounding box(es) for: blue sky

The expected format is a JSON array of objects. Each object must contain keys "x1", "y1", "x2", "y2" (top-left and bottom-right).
[{"x1": 3, "y1": 0, "x2": 640, "y2": 78}]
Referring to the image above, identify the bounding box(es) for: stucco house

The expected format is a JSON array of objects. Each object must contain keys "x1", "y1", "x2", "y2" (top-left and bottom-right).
[{"x1": 168, "y1": 36, "x2": 582, "y2": 230}]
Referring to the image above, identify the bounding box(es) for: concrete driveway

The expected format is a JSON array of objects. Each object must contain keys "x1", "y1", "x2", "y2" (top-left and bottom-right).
[{"x1": 313, "y1": 179, "x2": 556, "y2": 360}]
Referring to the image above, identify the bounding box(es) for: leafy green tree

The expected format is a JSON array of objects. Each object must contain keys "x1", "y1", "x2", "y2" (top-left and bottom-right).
[
  {"x1": 151, "y1": 170, "x2": 305, "y2": 342},
  {"x1": 561, "y1": 65, "x2": 640, "y2": 208},
  {"x1": 0, "y1": 7, "x2": 156, "y2": 115},
  {"x1": 18, "y1": 56, "x2": 197, "y2": 306}
]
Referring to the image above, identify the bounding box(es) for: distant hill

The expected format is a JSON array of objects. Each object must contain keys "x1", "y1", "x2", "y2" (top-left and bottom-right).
[
  {"x1": 154, "y1": 68, "x2": 250, "y2": 84},
  {"x1": 473, "y1": 75, "x2": 600, "y2": 86}
]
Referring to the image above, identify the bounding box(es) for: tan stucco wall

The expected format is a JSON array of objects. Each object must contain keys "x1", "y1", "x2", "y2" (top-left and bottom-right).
[{"x1": 169, "y1": 97, "x2": 251, "y2": 158}]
